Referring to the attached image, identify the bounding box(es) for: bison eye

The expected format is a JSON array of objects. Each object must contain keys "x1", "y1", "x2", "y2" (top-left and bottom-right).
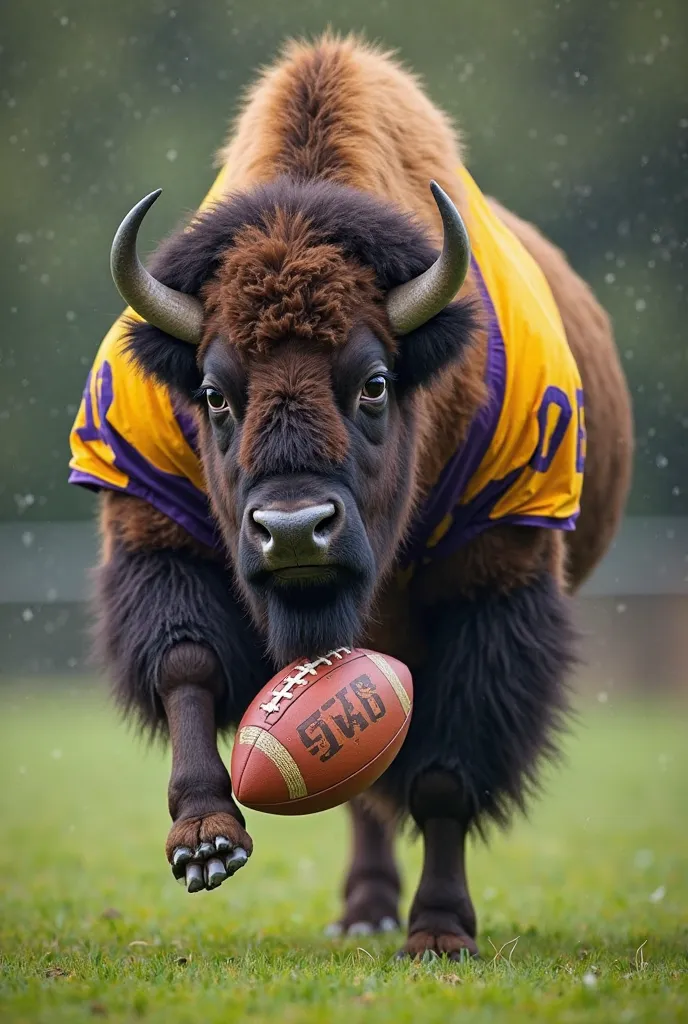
[
  {"x1": 360, "y1": 374, "x2": 388, "y2": 407},
  {"x1": 205, "y1": 388, "x2": 229, "y2": 413}
]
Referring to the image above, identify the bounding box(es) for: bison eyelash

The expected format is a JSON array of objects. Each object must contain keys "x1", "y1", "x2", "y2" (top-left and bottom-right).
[{"x1": 363, "y1": 368, "x2": 395, "y2": 387}]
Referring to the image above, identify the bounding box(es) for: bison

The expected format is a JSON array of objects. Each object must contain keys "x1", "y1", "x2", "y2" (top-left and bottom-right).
[{"x1": 69, "y1": 35, "x2": 632, "y2": 958}]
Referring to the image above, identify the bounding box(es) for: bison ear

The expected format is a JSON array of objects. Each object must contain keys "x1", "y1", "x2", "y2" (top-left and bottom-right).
[
  {"x1": 393, "y1": 296, "x2": 481, "y2": 394},
  {"x1": 124, "y1": 319, "x2": 202, "y2": 396}
]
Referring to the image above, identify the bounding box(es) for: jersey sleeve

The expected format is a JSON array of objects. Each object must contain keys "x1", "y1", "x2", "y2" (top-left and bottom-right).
[
  {"x1": 68, "y1": 165, "x2": 233, "y2": 549},
  {"x1": 419, "y1": 373, "x2": 585, "y2": 563},
  {"x1": 68, "y1": 324, "x2": 219, "y2": 550},
  {"x1": 453, "y1": 168, "x2": 586, "y2": 539},
  {"x1": 399, "y1": 168, "x2": 587, "y2": 572}
]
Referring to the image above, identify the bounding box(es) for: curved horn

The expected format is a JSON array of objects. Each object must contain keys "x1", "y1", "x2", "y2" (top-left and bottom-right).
[
  {"x1": 385, "y1": 180, "x2": 471, "y2": 336},
  {"x1": 110, "y1": 190, "x2": 204, "y2": 344}
]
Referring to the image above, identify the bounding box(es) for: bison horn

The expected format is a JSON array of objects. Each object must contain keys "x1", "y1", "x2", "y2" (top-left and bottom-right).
[
  {"x1": 110, "y1": 190, "x2": 204, "y2": 345},
  {"x1": 385, "y1": 180, "x2": 471, "y2": 336}
]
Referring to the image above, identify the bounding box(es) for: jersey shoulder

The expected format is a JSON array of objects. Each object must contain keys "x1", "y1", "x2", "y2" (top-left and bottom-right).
[
  {"x1": 458, "y1": 167, "x2": 584, "y2": 528},
  {"x1": 68, "y1": 318, "x2": 217, "y2": 547}
]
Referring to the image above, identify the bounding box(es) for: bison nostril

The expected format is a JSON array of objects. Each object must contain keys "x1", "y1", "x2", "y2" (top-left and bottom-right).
[
  {"x1": 312, "y1": 503, "x2": 337, "y2": 539},
  {"x1": 250, "y1": 513, "x2": 273, "y2": 546}
]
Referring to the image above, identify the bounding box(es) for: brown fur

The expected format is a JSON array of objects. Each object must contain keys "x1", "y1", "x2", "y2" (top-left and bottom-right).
[
  {"x1": 202, "y1": 207, "x2": 391, "y2": 357},
  {"x1": 220, "y1": 35, "x2": 466, "y2": 229},
  {"x1": 100, "y1": 491, "x2": 219, "y2": 563},
  {"x1": 100, "y1": 32, "x2": 632, "y2": 661},
  {"x1": 101, "y1": 36, "x2": 494, "y2": 572},
  {"x1": 238, "y1": 347, "x2": 352, "y2": 473},
  {"x1": 415, "y1": 525, "x2": 567, "y2": 605}
]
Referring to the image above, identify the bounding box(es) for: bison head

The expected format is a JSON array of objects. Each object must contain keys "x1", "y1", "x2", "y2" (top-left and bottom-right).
[{"x1": 113, "y1": 177, "x2": 478, "y2": 663}]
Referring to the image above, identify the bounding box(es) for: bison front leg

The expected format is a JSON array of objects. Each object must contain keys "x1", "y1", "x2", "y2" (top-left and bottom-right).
[
  {"x1": 379, "y1": 561, "x2": 575, "y2": 959},
  {"x1": 159, "y1": 642, "x2": 252, "y2": 891},
  {"x1": 95, "y1": 503, "x2": 267, "y2": 894}
]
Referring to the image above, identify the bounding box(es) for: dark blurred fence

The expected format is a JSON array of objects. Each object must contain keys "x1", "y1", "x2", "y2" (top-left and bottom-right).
[{"x1": 2, "y1": 517, "x2": 688, "y2": 692}]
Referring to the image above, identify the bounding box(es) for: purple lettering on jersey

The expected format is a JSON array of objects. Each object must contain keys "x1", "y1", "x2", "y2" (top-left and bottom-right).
[
  {"x1": 575, "y1": 388, "x2": 586, "y2": 473},
  {"x1": 69, "y1": 360, "x2": 220, "y2": 550},
  {"x1": 529, "y1": 386, "x2": 572, "y2": 473},
  {"x1": 75, "y1": 371, "x2": 101, "y2": 444}
]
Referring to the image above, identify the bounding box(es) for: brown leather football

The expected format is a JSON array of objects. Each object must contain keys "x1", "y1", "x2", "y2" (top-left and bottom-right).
[{"x1": 231, "y1": 647, "x2": 413, "y2": 815}]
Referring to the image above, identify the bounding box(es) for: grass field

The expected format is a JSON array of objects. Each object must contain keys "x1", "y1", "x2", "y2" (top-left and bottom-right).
[{"x1": 0, "y1": 683, "x2": 686, "y2": 1023}]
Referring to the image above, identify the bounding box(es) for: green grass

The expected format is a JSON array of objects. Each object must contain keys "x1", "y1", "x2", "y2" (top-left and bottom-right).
[{"x1": 0, "y1": 683, "x2": 686, "y2": 1023}]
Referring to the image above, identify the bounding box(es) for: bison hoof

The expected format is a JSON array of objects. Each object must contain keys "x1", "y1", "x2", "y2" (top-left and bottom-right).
[
  {"x1": 325, "y1": 915, "x2": 400, "y2": 938},
  {"x1": 166, "y1": 812, "x2": 252, "y2": 893},
  {"x1": 397, "y1": 930, "x2": 479, "y2": 961},
  {"x1": 326, "y1": 876, "x2": 401, "y2": 937}
]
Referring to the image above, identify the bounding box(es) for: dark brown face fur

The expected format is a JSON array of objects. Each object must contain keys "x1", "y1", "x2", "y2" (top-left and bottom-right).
[
  {"x1": 198, "y1": 327, "x2": 418, "y2": 663},
  {"x1": 126, "y1": 177, "x2": 479, "y2": 662}
]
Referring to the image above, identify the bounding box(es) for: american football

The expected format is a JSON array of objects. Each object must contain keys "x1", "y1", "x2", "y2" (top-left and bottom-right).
[{"x1": 231, "y1": 648, "x2": 413, "y2": 814}]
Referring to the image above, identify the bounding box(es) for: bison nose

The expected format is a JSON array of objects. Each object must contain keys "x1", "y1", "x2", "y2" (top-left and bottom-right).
[{"x1": 250, "y1": 503, "x2": 339, "y2": 567}]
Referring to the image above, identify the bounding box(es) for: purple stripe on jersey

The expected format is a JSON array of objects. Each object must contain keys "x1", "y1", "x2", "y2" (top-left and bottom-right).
[
  {"x1": 420, "y1": 463, "x2": 522, "y2": 561},
  {"x1": 68, "y1": 467, "x2": 220, "y2": 549},
  {"x1": 400, "y1": 259, "x2": 507, "y2": 566},
  {"x1": 68, "y1": 470, "x2": 103, "y2": 493},
  {"x1": 500, "y1": 512, "x2": 578, "y2": 531},
  {"x1": 427, "y1": 509, "x2": 579, "y2": 556},
  {"x1": 414, "y1": 457, "x2": 580, "y2": 560},
  {"x1": 70, "y1": 360, "x2": 221, "y2": 551}
]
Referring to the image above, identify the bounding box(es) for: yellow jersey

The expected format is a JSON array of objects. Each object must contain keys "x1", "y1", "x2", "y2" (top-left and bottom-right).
[
  {"x1": 401, "y1": 166, "x2": 585, "y2": 565},
  {"x1": 69, "y1": 164, "x2": 585, "y2": 563}
]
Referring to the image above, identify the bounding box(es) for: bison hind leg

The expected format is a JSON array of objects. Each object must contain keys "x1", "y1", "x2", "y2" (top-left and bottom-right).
[{"x1": 326, "y1": 798, "x2": 402, "y2": 937}]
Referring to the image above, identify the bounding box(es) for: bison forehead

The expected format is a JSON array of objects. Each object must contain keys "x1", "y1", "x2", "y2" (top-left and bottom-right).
[
  {"x1": 203, "y1": 207, "x2": 390, "y2": 357},
  {"x1": 238, "y1": 346, "x2": 351, "y2": 473}
]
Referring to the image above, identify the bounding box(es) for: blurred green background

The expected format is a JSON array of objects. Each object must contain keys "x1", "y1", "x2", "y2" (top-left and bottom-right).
[
  {"x1": 0, "y1": 0, "x2": 686, "y2": 522},
  {"x1": 1, "y1": 10, "x2": 686, "y2": 1018}
]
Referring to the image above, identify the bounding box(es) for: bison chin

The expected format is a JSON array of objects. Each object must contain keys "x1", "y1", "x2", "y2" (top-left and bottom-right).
[{"x1": 244, "y1": 570, "x2": 373, "y2": 666}]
